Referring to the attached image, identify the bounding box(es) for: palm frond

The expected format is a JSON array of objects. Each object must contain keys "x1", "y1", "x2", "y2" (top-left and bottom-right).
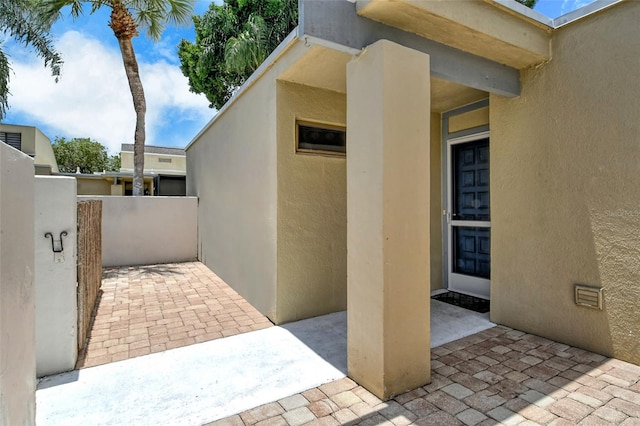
[
  {"x1": 0, "y1": 0, "x2": 63, "y2": 78},
  {"x1": 224, "y1": 14, "x2": 267, "y2": 75},
  {"x1": 128, "y1": 0, "x2": 194, "y2": 40},
  {"x1": 0, "y1": 48, "x2": 10, "y2": 120}
]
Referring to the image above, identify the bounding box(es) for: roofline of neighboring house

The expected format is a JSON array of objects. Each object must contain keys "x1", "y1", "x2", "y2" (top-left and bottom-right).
[
  {"x1": 120, "y1": 144, "x2": 186, "y2": 155},
  {"x1": 184, "y1": 0, "x2": 625, "y2": 153},
  {"x1": 56, "y1": 172, "x2": 157, "y2": 179}
]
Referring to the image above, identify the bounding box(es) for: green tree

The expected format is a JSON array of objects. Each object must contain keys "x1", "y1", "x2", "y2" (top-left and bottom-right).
[
  {"x1": 37, "y1": 0, "x2": 193, "y2": 195},
  {"x1": 517, "y1": 0, "x2": 538, "y2": 8},
  {"x1": 106, "y1": 152, "x2": 121, "y2": 171},
  {"x1": 0, "y1": 0, "x2": 62, "y2": 120},
  {"x1": 52, "y1": 137, "x2": 120, "y2": 173},
  {"x1": 177, "y1": 0, "x2": 297, "y2": 110}
]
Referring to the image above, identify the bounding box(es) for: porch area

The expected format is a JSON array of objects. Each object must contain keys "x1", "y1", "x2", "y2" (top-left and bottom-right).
[
  {"x1": 211, "y1": 326, "x2": 640, "y2": 426},
  {"x1": 36, "y1": 262, "x2": 640, "y2": 425}
]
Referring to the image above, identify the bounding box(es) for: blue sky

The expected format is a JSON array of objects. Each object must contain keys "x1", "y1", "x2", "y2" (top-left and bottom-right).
[{"x1": 3, "y1": 0, "x2": 594, "y2": 154}]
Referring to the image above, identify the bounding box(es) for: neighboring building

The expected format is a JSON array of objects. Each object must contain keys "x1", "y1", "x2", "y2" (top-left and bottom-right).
[
  {"x1": 72, "y1": 144, "x2": 187, "y2": 196},
  {"x1": 0, "y1": 123, "x2": 59, "y2": 174},
  {"x1": 119, "y1": 144, "x2": 186, "y2": 196},
  {"x1": 186, "y1": 0, "x2": 640, "y2": 399}
]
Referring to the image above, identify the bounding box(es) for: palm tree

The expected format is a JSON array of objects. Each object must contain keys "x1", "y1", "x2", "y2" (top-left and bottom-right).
[
  {"x1": 0, "y1": 0, "x2": 62, "y2": 120},
  {"x1": 37, "y1": 0, "x2": 194, "y2": 196},
  {"x1": 223, "y1": 0, "x2": 297, "y2": 79},
  {"x1": 224, "y1": 15, "x2": 268, "y2": 76}
]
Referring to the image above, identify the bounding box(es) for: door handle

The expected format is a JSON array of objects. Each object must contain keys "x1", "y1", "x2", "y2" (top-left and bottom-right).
[{"x1": 444, "y1": 210, "x2": 452, "y2": 224}]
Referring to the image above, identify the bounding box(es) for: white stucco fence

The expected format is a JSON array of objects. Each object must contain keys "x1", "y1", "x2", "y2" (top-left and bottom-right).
[
  {"x1": 78, "y1": 196, "x2": 198, "y2": 267},
  {"x1": 34, "y1": 176, "x2": 78, "y2": 377},
  {"x1": 0, "y1": 143, "x2": 36, "y2": 425}
]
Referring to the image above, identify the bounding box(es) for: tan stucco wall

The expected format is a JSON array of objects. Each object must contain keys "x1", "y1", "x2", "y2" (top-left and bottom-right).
[
  {"x1": 448, "y1": 106, "x2": 489, "y2": 134},
  {"x1": 78, "y1": 196, "x2": 197, "y2": 267},
  {"x1": 34, "y1": 128, "x2": 59, "y2": 173},
  {"x1": 490, "y1": 1, "x2": 640, "y2": 364},
  {"x1": 347, "y1": 40, "x2": 431, "y2": 399},
  {"x1": 275, "y1": 81, "x2": 347, "y2": 324},
  {"x1": 0, "y1": 124, "x2": 59, "y2": 172},
  {"x1": 120, "y1": 151, "x2": 133, "y2": 170},
  {"x1": 0, "y1": 143, "x2": 36, "y2": 425},
  {"x1": 121, "y1": 152, "x2": 186, "y2": 175},
  {"x1": 76, "y1": 177, "x2": 112, "y2": 195}
]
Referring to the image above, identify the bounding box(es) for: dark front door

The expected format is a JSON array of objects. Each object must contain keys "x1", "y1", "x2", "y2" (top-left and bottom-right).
[{"x1": 447, "y1": 135, "x2": 491, "y2": 299}]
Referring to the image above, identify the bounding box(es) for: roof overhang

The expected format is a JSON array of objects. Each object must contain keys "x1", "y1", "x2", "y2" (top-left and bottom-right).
[
  {"x1": 278, "y1": 44, "x2": 488, "y2": 112},
  {"x1": 355, "y1": 0, "x2": 552, "y2": 69},
  {"x1": 299, "y1": 0, "x2": 526, "y2": 97}
]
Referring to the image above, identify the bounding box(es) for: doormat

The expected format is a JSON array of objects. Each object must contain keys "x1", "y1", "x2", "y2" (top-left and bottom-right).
[{"x1": 431, "y1": 291, "x2": 490, "y2": 314}]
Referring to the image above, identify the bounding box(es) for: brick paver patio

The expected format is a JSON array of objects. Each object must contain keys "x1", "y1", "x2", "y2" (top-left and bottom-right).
[
  {"x1": 76, "y1": 261, "x2": 273, "y2": 368},
  {"x1": 207, "y1": 325, "x2": 640, "y2": 426}
]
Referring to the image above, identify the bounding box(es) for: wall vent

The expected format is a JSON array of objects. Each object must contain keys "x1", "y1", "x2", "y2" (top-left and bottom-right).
[{"x1": 574, "y1": 284, "x2": 603, "y2": 310}]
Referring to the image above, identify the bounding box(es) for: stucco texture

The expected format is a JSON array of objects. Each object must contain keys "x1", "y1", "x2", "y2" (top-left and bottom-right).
[
  {"x1": 0, "y1": 143, "x2": 36, "y2": 425},
  {"x1": 347, "y1": 40, "x2": 431, "y2": 399},
  {"x1": 186, "y1": 44, "x2": 307, "y2": 320},
  {"x1": 76, "y1": 177, "x2": 112, "y2": 196},
  {"x1": 35, "y1": 176, "x2": 78, "y2": 377},
  {"x1": 78, "y1": 196, "x2": 197, "y2": 268},
  {"x1": 490, "y1": 1, "x2": 639, "y2": 364},
  {"x1": 276, "y1": 81, "x2": 347, "y2": 324}
]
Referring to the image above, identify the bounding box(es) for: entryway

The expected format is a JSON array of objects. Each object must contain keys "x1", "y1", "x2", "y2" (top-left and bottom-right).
[{"x1": 445, "y1": 130, "x2": 491, "y2": 300}]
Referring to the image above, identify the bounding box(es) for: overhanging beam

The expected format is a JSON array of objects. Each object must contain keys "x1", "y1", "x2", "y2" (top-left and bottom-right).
[{"x1": 299, "y1": 0, "x2": 520, "y2": 97}]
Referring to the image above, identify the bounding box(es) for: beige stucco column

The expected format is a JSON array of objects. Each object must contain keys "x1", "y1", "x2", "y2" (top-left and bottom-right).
[{"x1": 346, "y1": 40, "x2": 431, "y2": 399}]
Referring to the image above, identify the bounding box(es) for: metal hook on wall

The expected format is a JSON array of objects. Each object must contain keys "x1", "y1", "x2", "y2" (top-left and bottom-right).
[{"x1": 44, "y1": 231, "x2": 68, "y2": 253}]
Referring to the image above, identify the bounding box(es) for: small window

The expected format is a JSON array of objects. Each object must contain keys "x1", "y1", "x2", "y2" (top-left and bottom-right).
[
  {"x1": 0, "y1": 132, "x2": 22, "y2": 151},
  {"x1": 158, "y1": 158, "x2": 172, "y2": 163},
  {"x1": 296, "y1": 121, "x2": 346, "y2": 156}
]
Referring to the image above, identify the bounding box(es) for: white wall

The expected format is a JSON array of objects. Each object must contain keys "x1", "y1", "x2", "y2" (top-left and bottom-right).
[
  {"x1": 78, "y1": 196, "x2": 197, "y2": 267},
  {"x1": 0, "y1": 143, "x2": 36, "y2": 425},
  {"x1": 186, "y1": 60, "x2": 280, "y2": 320},
  {"x1": 34, "y1": 176, "x2": 78, "y2": 377}
]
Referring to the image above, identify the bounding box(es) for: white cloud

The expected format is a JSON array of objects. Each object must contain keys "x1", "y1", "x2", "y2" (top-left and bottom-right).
[
  {"x1": 560, "y1": 0, "x2": 594, "y2": 15},
  {"x1": 6, "y1": 30, "x2": 211, "y2": 154}
]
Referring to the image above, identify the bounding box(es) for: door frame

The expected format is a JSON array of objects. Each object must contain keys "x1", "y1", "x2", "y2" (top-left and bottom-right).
[
  {"x1": 441, "y1": 100, "x2": 490, "y2": 298},
  {"x1": 445, "y1": 131, "x2": 491, "y2": 299}
]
